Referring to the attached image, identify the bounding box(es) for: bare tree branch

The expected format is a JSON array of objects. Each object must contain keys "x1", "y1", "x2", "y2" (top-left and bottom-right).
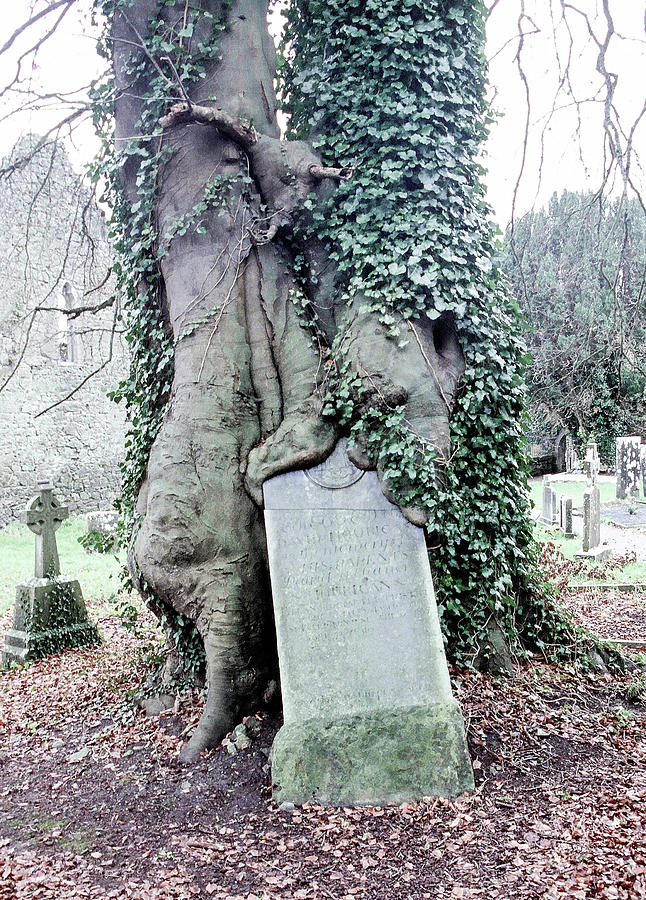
[
  {"x1": 0, "y1": 0, "x2": 77, "y2": 58},
  {"x1": 34, "y1": 301, "x2": 119, "y2": 418}
]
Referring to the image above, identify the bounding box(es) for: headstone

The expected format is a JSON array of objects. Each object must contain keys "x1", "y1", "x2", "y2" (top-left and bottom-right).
[
  {"x1": 641, "y1": 445, "x2": 646, "y2": 497},
  {"x1": 559, "y1": 495, "x2": 574, "y2": 539},
  {"x1": 564, "y1": 436, "x2": 580, "y2": 473},
  {"x1": 263, "y1": 441, "x2": 473, "y2": 806},
  {"x1": 616, "y1": 436, "x2": 641, "y2": 499},
  {"x1": 540, "y1": 476, "x2": 558, "y2": 526},
  {"x1": 584, "y1": 439, "x2": 600, "y2": 482},
  {"x1": 576, "y1": 444, "x2": 609, "y2": 561},
  {"x1": 84, "y1": 510, "x2": 119, "y2": 552},
  {"x1": 2, "y1": 483, "x2": 99, "y2": 667}
]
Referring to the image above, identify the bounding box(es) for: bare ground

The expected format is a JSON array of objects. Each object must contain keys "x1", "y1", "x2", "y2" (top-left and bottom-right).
[{"x1": 1, "y1": 595, "x2": 646, "y2": 900}]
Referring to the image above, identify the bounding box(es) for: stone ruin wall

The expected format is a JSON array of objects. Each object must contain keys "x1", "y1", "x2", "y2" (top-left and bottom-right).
[{"x1": 0, "y1": 137, "x2": 128, "y2": 526}]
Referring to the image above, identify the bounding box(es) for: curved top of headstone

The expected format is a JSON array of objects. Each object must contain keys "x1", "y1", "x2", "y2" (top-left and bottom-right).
[
  {"x1": 304, "y1": 440, "x2": 365, "y2": 490},
  {"x1": 263, "y1": 440, "x2": 393, "y2": 512}
]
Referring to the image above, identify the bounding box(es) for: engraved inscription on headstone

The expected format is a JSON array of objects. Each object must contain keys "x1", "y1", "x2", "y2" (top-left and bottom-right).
[{"x1": 263, "y1": 441, "x2": 473, "y2": 806}]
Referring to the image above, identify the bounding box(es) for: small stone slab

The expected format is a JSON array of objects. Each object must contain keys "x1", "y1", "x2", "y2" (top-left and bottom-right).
[
  {"x1": 574, "y1": 545, "x2": 611, "y2": 562},
  {"x1": 600, "y1": 503, "x2": 646, "y2": 528},
  {"x1": 263, "y1": 441, "x2": 473, "y2": 806},
  {"x1": 559, "y1": 495, "x2": 574, "y2": 539},
  {"x1": 84, "y1": 510, "x2": 119, "y2": 552}
]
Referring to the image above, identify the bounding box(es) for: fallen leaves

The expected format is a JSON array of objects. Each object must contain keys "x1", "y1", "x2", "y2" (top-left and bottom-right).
[{"x1": 1, "y1": 595, "x2": 646, "y2": 898}]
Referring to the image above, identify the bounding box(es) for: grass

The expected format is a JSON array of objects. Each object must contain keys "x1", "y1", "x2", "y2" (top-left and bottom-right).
[
  {"x1": 528, "y1": 476, "x2": 626, "y2": 511},
  {"x1": 0, "y1": 515, "x2": 125, "y2": 616},
  {"x1": 534, "y1": 523, "x2": 646, "y2": 585},
  {"x1": 3, "y1": 481, "x2": 643, "y2": 623}
]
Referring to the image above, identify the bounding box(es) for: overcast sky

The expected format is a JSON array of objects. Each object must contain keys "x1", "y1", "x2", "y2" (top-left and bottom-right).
[{"x1": 0, "y1": 0, "x2": 644, "y2": 228}]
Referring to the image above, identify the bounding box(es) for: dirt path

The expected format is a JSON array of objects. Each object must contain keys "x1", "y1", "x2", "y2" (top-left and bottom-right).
[{"x1": 1, "y1": 598, "x2": 646, "y2": 900}]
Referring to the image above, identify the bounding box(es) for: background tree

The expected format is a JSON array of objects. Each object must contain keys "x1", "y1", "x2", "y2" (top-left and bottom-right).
[{"x1": 505, "y1": 191, "x2": 646, "y2": 462}]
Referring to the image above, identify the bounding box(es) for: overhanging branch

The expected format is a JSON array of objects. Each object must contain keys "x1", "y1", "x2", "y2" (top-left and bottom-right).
[
  {"x1": 159, "y1": 101, "x2": 258, "y2": 148},
  {"x1": 159, "y1": 101, "x2": 355, "y2": 184}
]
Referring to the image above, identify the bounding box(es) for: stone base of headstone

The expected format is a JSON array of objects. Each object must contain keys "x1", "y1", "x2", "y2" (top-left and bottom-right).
[
  {"x1": 2, "y1": 577, "x2": 99, "y2": 667},
  {"x1": 271, "y1": 701, "x2": 474, "y2": 807},
  {"x1": 574, "y1": 545, "x2": 611, "y2": 562}
]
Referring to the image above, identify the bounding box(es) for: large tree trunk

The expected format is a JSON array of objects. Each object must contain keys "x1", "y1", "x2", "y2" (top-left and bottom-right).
[{"x1": 113, "y1": 0, "x2": 463, "y2": 760}]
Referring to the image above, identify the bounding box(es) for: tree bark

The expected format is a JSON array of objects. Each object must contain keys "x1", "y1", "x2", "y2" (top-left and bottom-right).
[{"x1": 113, "y1": 0, "x2": 464, "y2": 760}]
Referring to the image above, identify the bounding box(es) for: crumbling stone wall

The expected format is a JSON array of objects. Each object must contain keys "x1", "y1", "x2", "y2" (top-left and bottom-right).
[{"x1": 0, "y1": 137, "x2": 127, "y2": 526}]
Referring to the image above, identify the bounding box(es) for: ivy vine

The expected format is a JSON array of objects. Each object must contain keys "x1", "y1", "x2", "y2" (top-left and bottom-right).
[
  {"x1": 281, "y1": 0, "x2": 575, "y2": 661},
  {"x1": 90, "y1": 0, "x2": 577, "y2": 673}
]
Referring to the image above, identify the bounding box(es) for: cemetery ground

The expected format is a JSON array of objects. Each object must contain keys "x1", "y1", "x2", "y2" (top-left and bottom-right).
[{"x1": 2, "y1": 516, "x2": 646, "y2": 898}]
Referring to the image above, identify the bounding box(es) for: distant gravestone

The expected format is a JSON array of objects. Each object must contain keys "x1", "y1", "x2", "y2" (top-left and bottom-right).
[
  {"x1": 616, "y1": 436, "x2": 641, "y2": 500},
  {"x1": 565, "y1": 436, "x2": 580, "y2": 474},
  {"x1": 263, "y1": 441, "x2": 473, "y2": 806},
  {"x1": 576, "y1": 443, "x2": 609, "y2": 561},
  {"x1": 641, "y1": 446, "x2": 646, "y2": 497},
  {"x1": 559, "y1": 495, "x2": 574, "y2": 539},
  {"x1": 2, "y1": 483, "x2": 99, "y2": 667},
  {"x1": 84, "y1": 510, "x2": 119, "y2": 552},
  {"x1": 540, "y1": 476, "x2": 557, "y2": 526}
]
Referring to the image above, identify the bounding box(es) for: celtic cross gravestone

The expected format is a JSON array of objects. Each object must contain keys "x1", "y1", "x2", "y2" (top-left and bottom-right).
[
  {"x1": 23, "y1": 482, "x2": 69, "y2": 578},
  {"x1": 2, "y1": 484, "x2": 99, "y2": 667},
  {"x1": 263, "y1": 440, "x2": 473, "y2": 806}
]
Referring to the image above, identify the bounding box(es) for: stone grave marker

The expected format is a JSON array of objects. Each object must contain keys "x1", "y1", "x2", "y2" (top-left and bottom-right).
[
  {"x1": 565, "y1": 436, "x2": 580, "y2": 473},
  {"x1": 540, "y1": 476, "x2": 558, "y2": 526},
  {"x1": 641, "y1": 445, "x2": 646, "y2": 497},
  {"x1": 84, "y1": 510, "x2": 119, "y2": 552},
  {"x1": 559, "y1": 495, "x2": 574, "y2": 539},
  {"x1": 2, "y1": 483, "x2": 99, "y2": 667},
  {"x1": 616, "y1": 436, "x2": 641, "y2": 499},
  {"x1": 263, "y1": 440, "x2": 473, "y2": 806},
  {"x1": 576, "y1": 443, "x2": 609, "y2": 561}
]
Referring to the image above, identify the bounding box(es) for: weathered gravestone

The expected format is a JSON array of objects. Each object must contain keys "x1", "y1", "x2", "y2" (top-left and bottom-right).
[
  {"x1": 84, "y1": 510, "x2": 119, "y2": 553},
  {"x1": 641, "y1": 445, "x2": 646, "y2": 497},
  {"x1": 2, "y1": 483, "x2": 99, "y2": 667},
  {"x1": 559, "y1": 495, "x2": 574, "y2": 539},
  {"x1": 616, "y1": 436, "x2": 641, "y2": 500},
  {"x1": 576, "y1": 442, "x2": 609, "y2": 561},
  {"x1": 565, "y1": 436, "x2": 580, "y2": 474},
  {"x1": 540, "y1": 476, "x2": 558, "y2": 526},
  {"x1": 263, "y1": 441, "x2": 473, "y2": 806}
]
